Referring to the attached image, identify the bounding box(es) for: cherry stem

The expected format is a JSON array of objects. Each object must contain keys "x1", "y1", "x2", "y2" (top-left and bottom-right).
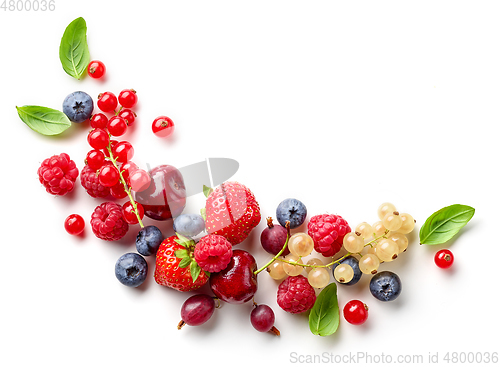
[
  {"x1": 106, "y1": 144, "x2": 144, "y2": 228},
  {"x1": 254, "y1": 221, "x2": 291, "y2": 275}
]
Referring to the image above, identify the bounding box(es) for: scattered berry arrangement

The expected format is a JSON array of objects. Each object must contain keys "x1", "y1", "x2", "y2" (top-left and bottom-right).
[{"x1": 25, "y1": 16, "x2": 476, "y2": 338}]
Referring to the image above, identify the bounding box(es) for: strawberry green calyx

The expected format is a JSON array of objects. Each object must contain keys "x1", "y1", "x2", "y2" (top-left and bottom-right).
[{"x1": 173, "y1": 233, "x2": 205, "y2": 282}]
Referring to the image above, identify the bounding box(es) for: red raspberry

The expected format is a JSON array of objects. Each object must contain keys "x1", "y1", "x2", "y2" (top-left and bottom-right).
[
  {"x1": 90, "y1": 202, "x2": 129, "y2": 241},
  {"x1": 277, "y1": 275, "x2": 316, "y2": 314},
  {"x1": 307, "y1": 214, "x2": 351, "y2": 257},
  {"x1": 194, "y1": 234, "x2": 233, "y2": 273},
  {"x1": 37, "y1": 153, "x2": 79, "y2": 196},
  {"x1": 80, "y1": 164, "x2": 110, "y2": 198}
]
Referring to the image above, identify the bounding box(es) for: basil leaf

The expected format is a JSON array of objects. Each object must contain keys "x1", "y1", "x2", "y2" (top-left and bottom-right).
[
  {"x1": 16, "y1": 105, "x2": 71, "y2": 136},
  {"x1": 190, "y1": 261, "x2": 201, "y2": 283},
  {"x1": 59, "y1": 17, "x2": 90, "y2": 80},
  {"x1": 309, "y1": 283, "x2": 339, "y2": 336},
  {"x1": 419, "y1": 204, "x2": 475, "y2": 245}
]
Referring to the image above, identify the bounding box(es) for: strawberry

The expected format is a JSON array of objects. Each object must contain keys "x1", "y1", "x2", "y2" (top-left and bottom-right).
[
  {"x1": 154, "y1": 235, "x2": 209, "y2": 292},
  {"x1": 204, "y1": 182, "x2": 261, "y2": 246}
]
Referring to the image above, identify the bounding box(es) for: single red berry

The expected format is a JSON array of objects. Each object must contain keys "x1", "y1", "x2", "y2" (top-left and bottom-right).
[
  {"x1": 90, "y1": 113, "x2": 109, "y2": 129},
  {"x1": 64, "y1": 214, "x2": 85, "y2": 235},
  {"x1": 110, "y1": 182, "x2": 128, "y2": 199},
  {"x1": 85, "y1": 150, "x2": 106, "y2": 171},
  {"x1": 97, "y1": 92, "x2": 118, "y2": 112},
  {"x1": 113, "y1": 141, "x2": 134, "y2": 163},
  {"x1": 129, "y1": 169, "x2": 151, "y2": 192},
  {"x1": 122, "y1": 201, "x2": 144, "y2": 225},
  {"x1": 102, "y1": 140, "x2": 118, "y2": 158},
  {"x1": 435, "y1": 249, "x2": 454, "y2": 269},
  {"x1": 98, "y1": 165, "x2": 120, "y2": 187},
  {"x1": 108, "y1": 116, "x2": 128, "y2": 137},
  {"x1": 118, "y1": 89, "x2": 138, "y2": 108},
  {"x1": 118, "y1": 109, "x2": 136, "y2": 126},
  {"x1": 152, "y1": 116, "x2": 175, "y2": 138},
  {"x1": 87, "y1": 128, "x2": 110, "y2": 150},
  {"x1": 121, "y1": 161, "x2": 138, "y2": 186},
  {"x1": 87, "y1": 60, "x2": 106, "y2": 79},
  {"x1": 343, "y1": 300, "x2": 369, "y2": 325}
]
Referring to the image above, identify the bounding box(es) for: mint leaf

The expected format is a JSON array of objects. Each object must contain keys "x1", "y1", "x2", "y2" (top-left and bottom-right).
[
  {"x1": 190, "y1": 261, "x2": 201, "y2": 283},
  {"x1": 178, "y1": 257, "x2": 192, "y2": 268},
  {"x1": 16, "y1": 106, "x2": 71, "y2": 136},
  {"x1": 203, "y1": 185, "x2": 213, "y2": 198},
  {"x1": 59, "y1": 17, "x2": 90, "y2": 79},
  {"x1": 419, "y1": 204, "x2": 475, "y2": 245},
  {"x1": 309, "y1": 283, "x2": 339, "y2": 336}
]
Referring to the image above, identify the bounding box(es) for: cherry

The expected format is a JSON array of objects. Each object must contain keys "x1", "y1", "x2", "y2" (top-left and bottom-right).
[
  {"x1": 86, "y1": 149, "x2": 105, "y2": 171},
  {"x1": 152, "y1": 116, "x2": 175, "y2": 138},
  {"x1": 64, "y1": 214, "x2": 85, "y2": 235},
  {"x1": 88, "y1": 128, "x2": 110, "y2": 150},
  {"x1": 87, "y1": 60, "x2": 106, "y2": 79},
  {"x1": 97, "y1": 92, "x2": 118, "y2": 112},
  {"x1": 343, "y1": 300, "x2": 369, "y2": 325},
  {"x1": 90, "y1": 113, "x2": 108, "y2": 129},
  {"x1": 113, "y1": 141, "x2": 134, "y2": 163},
  {"x1": 110, "y1": 182, "x2": 128, "y2": 199},
  {"x1": 435, "y1": 249, "x2": 454, "y2": 269},
  {"x1": 122, "y1": 201, "x2": 145, "y2": 225},
  {"x1": 129, "y1": 169, "x2": 151, "y2": 192},
  {"x1": 118, "y1": 109, "x2": 136, "y2": 126},
  {"x1": 98, "y1": 165, "x2": 120, "y2": 187},
  {"x1": 118, "y1": 89, "x2": 138, "y2": 109},
  {"x1": 108, "y1": 116, "x2": 128, "y2": 137}
]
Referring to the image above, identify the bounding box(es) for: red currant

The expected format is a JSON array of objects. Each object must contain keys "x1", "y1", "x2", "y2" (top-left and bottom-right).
[
  {"x1": 118, "y1": 89, "x2": 138, "y2": 108},
  {"x1": 121, "y1": 161, "x2": 138, "y2": 185},
  {"x1": 87, "y1": 60, "x2": 106, "y2": 79},
  {"x1": 97, "y1": 92, "x2": 118, "y2": 112},
  {"x1": 88, "y1": 128, "x2": 110, "y2": 150},
  {"x1": 90, "y1": 113, "x2": 108, "y2": 129},
  {"x1": 118, "y1": 109, "x2": 136, "y2": 126},
  {"x1": 435, "y1": 249, "x2": 454, "y2": 269},
  {"x1": 152, "y1": 116, "x2": 175, "y2": 138},
  {"x1": 113, "y1": 141, "x2": 134, "y2": 163},
  {"x1": 122, "y1": 201, "x2": 144, "y2": 225},
  {"x1": 64, "y1": 214, "x2": 85, "y2": 235},
  {"x1": 110, "y1": 182, "x2": 128, "y2": 199},
  {"x1": 130, "y1": 169, "x2": 151, "y2": 192},
  {"x1": 107, "y1": 116, "x2": 128, "y2": 137},
  {"x1": 343, "y1": 300, "x2": 369, "y2": 325},
  {"x1": 98, "y1": 165, "x2": 120, "y2": 187},
  {"x1": 103, "y1": 140, "x2": 118, "y2": 158},
  {"x1": 85, "y1": 149, "x2": 105, "y2": 171}
]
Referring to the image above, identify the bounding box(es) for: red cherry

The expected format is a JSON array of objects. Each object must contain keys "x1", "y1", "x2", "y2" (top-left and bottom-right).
[
  {"x1": 435, "y1": 249, "x2": 454, "y2": 269},
  {"x1": 152, "y1": 116, "x2": 175, "y2": 138},
  {"x1": 118, "y1": 89, "x2": 138, "y2": 108},
  {"x1": 122, "y1": 201, "x2": 144, "y2": 225},
  {"x1": 108, "y1": 116, "x2": 128, "y2": 137},
  {"x1": 86, "y1": 150, "x2": 105, "y2": 171},
  {"x1": 110, "y1": 182, "x2": 128, "y2": 199},
  {"x1": 88, "y1": 128, "x2": 110, "y2": 150},
  {"x1": 130, "y1": 169, "x2": 151, "y2": 192},
  {"x1": 97, "y1": 92, "x2": 118, "y2": 112},
  {"x1": 90, "y1": 113, "x2": 108, "y2": 129},
  {"x1": 343, "y1": 300, "x2": 369, "y2": 325},
  {"x1": 64, "y1": 214, "x2": 85, "y2": 235},
  {"x1": 112, "y1": 141, "x2": 134, "y2": 163},
  {"x1": 98, "y1": 165, "x2": 120, "y2": 187},
  {"x1": 118, "y1": 109, "x2": 136, "y2": 126},
  {"x1": 87, "y1": 60, "x2": 106, "y2": 79}
]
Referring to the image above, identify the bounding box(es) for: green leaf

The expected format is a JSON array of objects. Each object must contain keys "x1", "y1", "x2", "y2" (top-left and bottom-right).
[
  {"x1": 174, "y1": 233, "x2": 195, "y2": 248},
  {"x1": 174, "y1": 249, "x2": 189, "y2": 259},
  {"x1": 59, "y1": 17, "x2": 90, "y2": 79},
  {"x1": 200, "y1": 208, "x2": 206, "y2": 221},
  {"x1": 204, "y1": 271, "x2": 211, "y2": 278},
  {"x1": 419, "y1": 204, "x2": 475, "y2": 245},
  {"x1": 203, "y1": 185, "x2": 213, "y2": 198},
  {"x1": 16, "y1": 106, "x2": 71, "y2": 136},
  {"x1": 178, "y1": 257, "x2": 192, "y2": 268},
  {"x1": 309, "y1": 283, "x2": 339, "y2": 336},
  {"x1": 190, "y1": 261, "x2": 201, "y2": 283}
]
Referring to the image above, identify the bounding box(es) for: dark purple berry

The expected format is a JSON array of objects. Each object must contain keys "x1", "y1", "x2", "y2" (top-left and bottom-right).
[
  {"x1": 260, "y1": 217, "x2": 289, "y2": 256},
  {"x1": 250, "y1": 304, "x2": 280, "y2": 335},
  {"x1": 178, "y1": 294, "x2": 216, "y2": 329}
]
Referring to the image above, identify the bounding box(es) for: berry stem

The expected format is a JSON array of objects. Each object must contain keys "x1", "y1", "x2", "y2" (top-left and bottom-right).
[
  {"x1": 106, "y1": 144, "x2": 144, "y2": 228},
  {"x1": 254, "y1": 221, "x2": 291, "y2": 275}
]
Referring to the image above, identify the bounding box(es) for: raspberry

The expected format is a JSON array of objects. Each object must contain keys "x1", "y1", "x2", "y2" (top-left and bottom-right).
[
  {"x1": 37, "y1": 153, "x2": 79, "y2": 196},
  {"x1": 80, "y1": 164, "x2": 110, "y2": 198},
  {"x1": 277, "y1": 275, "x2": 316, "y2": 314},
  {"x1": 194, "y1": 234, "x2": 233, "y2": 273},
  {"x1": 307, "y1": 214, "x2": 351, "y2": 257},
  {"x1": 90, "y1": 202, "x2": 129, "y2": 241}
]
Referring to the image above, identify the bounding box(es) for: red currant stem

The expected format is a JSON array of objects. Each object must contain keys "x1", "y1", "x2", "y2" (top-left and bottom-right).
[
  {"x1": 106, "y1": 145, "x2": 144, "y2": 228},
  {"x1": 115, "y1": 107, "x2": 123, "y2": 116},
  {"x1": 254, "y1": 221, "x2": 291, "y2": 275}
]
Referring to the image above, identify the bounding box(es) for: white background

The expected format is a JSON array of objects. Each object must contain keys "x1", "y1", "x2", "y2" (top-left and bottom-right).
[{"x1": 1, "y1": 1, "x2": 498, "y2": 366}]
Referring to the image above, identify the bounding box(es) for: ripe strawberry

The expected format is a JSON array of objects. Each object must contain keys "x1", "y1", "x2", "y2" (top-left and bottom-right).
[
  {"x1": 205, "y1": 182, "x2": 261, "y2": 246},
  {"x1": 154, "y1": 235, "x2": 209, "y2": 292}
]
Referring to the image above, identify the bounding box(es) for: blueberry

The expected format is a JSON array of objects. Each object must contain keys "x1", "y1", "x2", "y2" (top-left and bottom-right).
[
  {"x1": 136, "y1": 225, "x2": 164, "y2": 256},
  {"x1": 369, "y1": 271, "x2": 402, "y2": 301},
  {"x1": 173, "y1": 214, "x2": 205, "y2": 238},
  {"x1": 115, "y1": 253, "x2": 148, "y2": 287},
  {"x1": 62, "y1": 91, "x2": 93, "y2": 123},
  {"x1": 332, "y1": 255, "x2": 362, "y2": 286},
  {"x1": 276, "y1": 198, "x2": 307, "y2": 229}
]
